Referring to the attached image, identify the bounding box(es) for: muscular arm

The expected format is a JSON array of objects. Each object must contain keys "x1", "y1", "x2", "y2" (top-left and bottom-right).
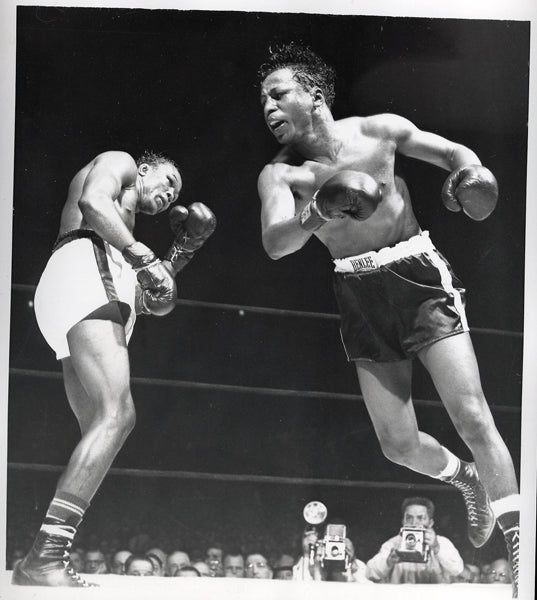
[
  {"x1": 367, "y1": 114, "x2": 481, "y2": 171},
  {"x1": 78, "y1": 151, "x2": 138, "y2": 251},
  {"x1": 258, "y1": 163, "x2": 312, "y2": 260}
]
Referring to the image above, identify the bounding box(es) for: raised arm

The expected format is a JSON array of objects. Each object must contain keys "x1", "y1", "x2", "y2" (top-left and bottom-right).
[
  {"x1": 79, "y1": 151, "x2": 176, "y2": 316},
  {"x1": 370, "y1": 115, "x2": 498, "y2": 220},
  {"x1": 258, "y1": 163, "x2": 313, "y2": 260},
  {"x1": 78, "y1": 151, "x2": 138, "y2": 251},
  {"x1": 370, "y1": 114, "x2": 481, "y2": 171}
]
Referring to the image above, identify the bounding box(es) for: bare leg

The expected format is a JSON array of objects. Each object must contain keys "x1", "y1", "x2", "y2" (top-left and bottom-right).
[
  {"x1": 417, "y1": 332, "x2": 518, "y2": 501},
  {"x1": 57, "y1": 318, "x2": 136, "y2": 501},
  {"x1": 355, "y1": 358, "x2": 449, "y2": 476},
  {"x1": 12, "y1": 318, "x2": 135, "y2": 587}
]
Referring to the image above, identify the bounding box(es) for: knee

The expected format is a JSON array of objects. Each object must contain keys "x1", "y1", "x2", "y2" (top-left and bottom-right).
[
  {"x1": 451, "y1": 396, "x2": 495, "y2": 444},
  {"x1": 378, "y1": 435, "x2": 418, "y2": 467},
  {"x1": 99, "y1": 397, "x2": 136, "y2": 439}
]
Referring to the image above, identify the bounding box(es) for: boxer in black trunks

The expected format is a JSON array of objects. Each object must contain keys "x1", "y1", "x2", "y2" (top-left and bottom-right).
[
  {"x1": 257, "y1": 43, "x2": 520, "y2": 597},
  {"x1": 13, "y1": 150, "x2": 216, "y2": 587}
]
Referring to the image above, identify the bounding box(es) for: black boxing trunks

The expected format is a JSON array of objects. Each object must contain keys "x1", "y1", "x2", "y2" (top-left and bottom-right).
[
  {"x1": 34, "y1": 229, "x2": 138, "y2": 360},
  {"x1": 333, "y1": 231, "x2": 469, "y2": 362}
]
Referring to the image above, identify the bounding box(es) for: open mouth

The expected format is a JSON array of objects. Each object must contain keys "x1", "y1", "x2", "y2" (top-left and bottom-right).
[{"x1": 268, "y1": 120, "x2": 285, "y2": 132}]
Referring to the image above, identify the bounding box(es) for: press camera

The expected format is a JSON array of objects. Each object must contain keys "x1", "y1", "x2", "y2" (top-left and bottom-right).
[
  {"x1": 395, "y1": 526, "x2": 430, "y2": 563},
  {"x1": 303, "y1": 501, "x2": 351, "y2": 573}
]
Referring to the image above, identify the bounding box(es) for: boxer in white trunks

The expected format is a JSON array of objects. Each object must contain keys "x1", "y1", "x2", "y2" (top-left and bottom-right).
[
  {"x1": 13, "y1": 150, "x2": 216, "y2": 587},
  {"x1": 257, "y1": 43, "x2": 520, "y2": 597}
]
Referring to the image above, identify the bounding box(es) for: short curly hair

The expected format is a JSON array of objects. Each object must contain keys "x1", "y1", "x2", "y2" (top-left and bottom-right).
[
  {"x1": 257, "y1": 42, "x2": 336, "y2": 108},
  {"x1": 401, "y1": 497, "x2": 435, "y2": 519},
  {"x1": 136, "y1": 150, "x2": 178, "y2": 171}
]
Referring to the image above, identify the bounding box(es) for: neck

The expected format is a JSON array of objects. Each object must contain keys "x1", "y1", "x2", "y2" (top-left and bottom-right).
[
  {"x1": 132, "y1": 176, "x2": 144, "y2": 213},
  {"x1": 291, "y1": 112, "x2": 341, "y2": 161}
]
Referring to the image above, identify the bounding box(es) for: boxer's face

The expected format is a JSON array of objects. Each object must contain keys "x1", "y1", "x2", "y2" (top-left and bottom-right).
[
  {"x1": 260, "y1": 68, "x2": 315, "y2": 144},
  {"x1": 138, "y1": 162, "x2": 182, "y2": 215}
]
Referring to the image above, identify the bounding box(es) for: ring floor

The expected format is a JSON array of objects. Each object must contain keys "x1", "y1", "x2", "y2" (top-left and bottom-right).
[{"x1": 0, "y1": 571, "x2": 513, "y2": 600}]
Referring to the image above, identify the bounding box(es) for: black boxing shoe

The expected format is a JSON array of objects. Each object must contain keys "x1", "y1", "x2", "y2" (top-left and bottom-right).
[
  {"x1": 446, "y1": 461, "x2": 496, "y2": 548},
  {"x1": 504, "y1": 524, "x2": 519, "y2": 598},
  {"x1": 12, "y1": 528, "x2": 98, "y2": 587}
]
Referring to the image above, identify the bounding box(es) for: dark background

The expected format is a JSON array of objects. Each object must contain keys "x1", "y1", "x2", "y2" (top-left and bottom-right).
[{"x1": 7, "y1": 7, "x2": 528, "y2": 565}]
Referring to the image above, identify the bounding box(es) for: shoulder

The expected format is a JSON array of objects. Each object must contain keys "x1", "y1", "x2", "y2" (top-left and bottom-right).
[
  {"x1": 360, "y1": 113, "x2": 418, "y2": 141},
  {"x1": 258, "y1": 160, "x2": 294, "y2": 187},
  {"x1": 93, "y1": 151, "x2": 137, "y2": 173},
  {"x1": 381, "y1": 535, "x2": 400, "y2": 548},
  {"x1": 436, "y1": 535, "x2": 458, "y2": 547}
]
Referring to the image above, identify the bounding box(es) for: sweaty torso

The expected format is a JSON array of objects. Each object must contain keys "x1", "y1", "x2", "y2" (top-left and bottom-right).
[
  {"x1": 273, "y1": 116, "x2": 420, "y2": 258},
  {"x1": 58, "y1": 158, "x2": 136, "y2": 237}
]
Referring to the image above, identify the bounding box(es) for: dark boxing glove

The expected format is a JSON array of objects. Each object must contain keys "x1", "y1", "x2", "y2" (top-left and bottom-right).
[
  {"x1": 441, "y1": 164, "x2": 498, "y2": 221},
  {"x1": 299, "y1": 170, "x2": 382, "y2": 232},
  {"x1": 164, "y1": 202, "x2": 217, "y2": 274},
  {"x1": 123, "y1": 241, "x2": 177, "y2": 316}
]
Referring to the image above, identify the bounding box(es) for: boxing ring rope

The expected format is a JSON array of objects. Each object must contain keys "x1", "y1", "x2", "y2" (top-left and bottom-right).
[
  {"x1": 8, "y1": 367, "x2": 521, "y2": 414},
  {"x1": 8, "y1": 282, "x2": 522, "y2": 493},
  {"x1": 11, "y1": 283, "x2": 524, "y2": 338},
  {"x1": 6, "y1": 461, "x2": 450, "y2": 492}
]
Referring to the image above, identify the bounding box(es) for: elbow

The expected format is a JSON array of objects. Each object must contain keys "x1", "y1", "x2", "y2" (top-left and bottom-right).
[
  {"x1": 262, "y1": 237, "x2": 287, "y2": 260},
  {"x1": 265, "y1": 246, "x2": 285, "y2": 261},
  {"x1": 78, "y1": 194, "x2": 97, "y2": 218}
]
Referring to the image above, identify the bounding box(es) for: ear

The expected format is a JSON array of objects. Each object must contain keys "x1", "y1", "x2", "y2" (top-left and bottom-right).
[
  {"x1": 312, "y1": 88, "x2": 325, "y2": 108},
  {"x1": 138, "y1": 163, "x2": 150, "y2": 176}
]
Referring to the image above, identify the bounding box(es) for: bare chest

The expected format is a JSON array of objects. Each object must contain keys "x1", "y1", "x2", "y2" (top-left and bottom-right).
[{"x1": 289, "y1": 137, "x2": 395, "y2": 207}]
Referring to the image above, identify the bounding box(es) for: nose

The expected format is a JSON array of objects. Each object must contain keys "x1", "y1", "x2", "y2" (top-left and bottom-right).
[{"x1": 263, "y1": 97, "x2": 277, "y2": 118}]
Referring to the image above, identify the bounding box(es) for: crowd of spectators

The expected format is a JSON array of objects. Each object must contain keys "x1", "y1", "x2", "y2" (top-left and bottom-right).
[{"x1": 6, "y1": 494, "x2": 512, "y2": 585}]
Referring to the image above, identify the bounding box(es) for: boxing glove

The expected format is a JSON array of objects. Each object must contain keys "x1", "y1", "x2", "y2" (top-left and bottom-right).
[
  {"x1": 123, "y1": 241, "x2": 177, "y2": 316},
  {"x1": 441, "y1": 165, "x2": 498, "y2": 221},
  {"x1": 164, "y1": 202, "x2": 217, "y2": 274},
  {"x1": 299, "y1": 170, "x2": 382, "y2": 232}
]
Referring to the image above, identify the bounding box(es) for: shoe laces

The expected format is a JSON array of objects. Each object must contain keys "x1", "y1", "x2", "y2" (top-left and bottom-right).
[
  {"x1": 450, "y1": 479, "x2": 479, "y2": 526},
  {"x1": 507, "y1": 526, "x2": 520, "y2": 583},
  {"x1": 63, "y1": 562, "x2": 96, "y2": 587},
  {"x1": 61, "y1": 543, "x2": 95, "y2": 588}
]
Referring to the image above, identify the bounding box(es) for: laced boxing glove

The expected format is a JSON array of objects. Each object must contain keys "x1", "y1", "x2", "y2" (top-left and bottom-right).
[
  {"x1": 299, "y1": 170, "x2": 382, "y2": 232},
  {"x1": 122, "y1": 241, "x2": 177, "y2": 316},
  {"x1": 164, "y1": 202, "x2": 217, "y2": 275},
  {"x1": 441, "y1": 165, "x2": 498, "y2": 221}
]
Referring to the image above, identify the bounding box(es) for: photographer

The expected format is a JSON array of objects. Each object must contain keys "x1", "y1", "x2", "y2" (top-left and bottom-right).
[
  {"x1": 293, "y1": 524, "x2": 369, "y2": 583},
  {"x1": 366, "y1": 497, "x2": 463, "y2": 583}
]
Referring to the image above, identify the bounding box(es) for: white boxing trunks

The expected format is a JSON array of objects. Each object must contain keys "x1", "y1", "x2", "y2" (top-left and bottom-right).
[{"x1": 34, "y1": 230, "x2": 138, "y2": 360}]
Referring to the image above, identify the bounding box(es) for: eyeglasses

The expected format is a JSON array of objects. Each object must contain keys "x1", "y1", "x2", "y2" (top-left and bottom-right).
[
  {"x1": 246, "y1": 562, "x2": 267, "y2": 570},
  {"x1": 490, "y1": 570, "x2": 508, "y2": 580}
]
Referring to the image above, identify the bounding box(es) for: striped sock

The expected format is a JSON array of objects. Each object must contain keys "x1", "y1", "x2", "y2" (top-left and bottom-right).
[
  {"x1": 40, "y1": 491, "x2": 89, "y2": 537},
  {"x1": 491, "y1": 494, "x2": 520, "y2": 532}
]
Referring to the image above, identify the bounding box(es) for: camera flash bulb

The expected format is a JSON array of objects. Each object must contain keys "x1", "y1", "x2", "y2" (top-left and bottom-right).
[{"x1": 303, "y1": 501, "x2": 328, "y2": 525}]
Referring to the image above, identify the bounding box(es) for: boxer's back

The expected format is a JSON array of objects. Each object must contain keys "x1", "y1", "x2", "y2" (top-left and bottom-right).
[{"x1": 58, "y1": 156, "x2": 135, "y2": 236}]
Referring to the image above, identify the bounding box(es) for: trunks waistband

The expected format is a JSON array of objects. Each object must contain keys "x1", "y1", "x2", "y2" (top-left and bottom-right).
[
  {"x1": 53, "y1": 229, "x2": 102, "y2": 253},
  {"x1": 333, "y1": 231, "x2": 433, "y2": 273}
]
